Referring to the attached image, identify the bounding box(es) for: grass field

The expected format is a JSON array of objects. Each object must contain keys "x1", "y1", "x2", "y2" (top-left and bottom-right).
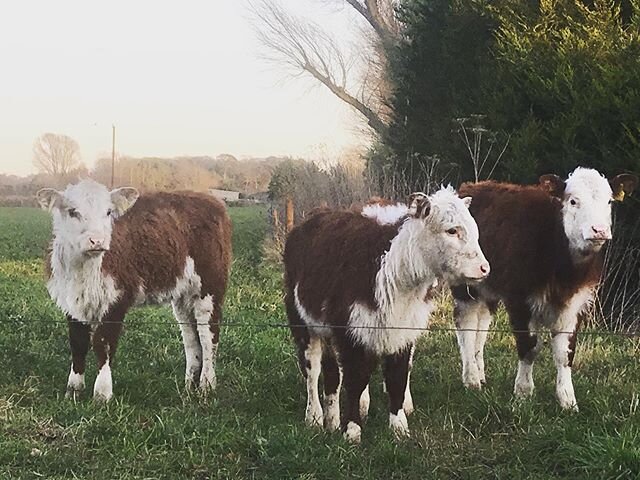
[{"x1": 0, "y1": 206, "x2": 639, "y2": 479}]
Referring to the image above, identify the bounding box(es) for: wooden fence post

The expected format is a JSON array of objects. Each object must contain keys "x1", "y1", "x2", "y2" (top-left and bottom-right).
[{"x1": 286, "y1": 197, "x2": 294, "y2": 233}]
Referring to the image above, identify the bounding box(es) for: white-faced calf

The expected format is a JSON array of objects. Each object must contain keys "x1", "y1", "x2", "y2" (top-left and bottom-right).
[
  {"x1": 451, "y1": 167, "x2": 637, "y2": 410},
  {"x1": 38, "y1": 180, "x2": 232, "y2": 401},
  {"x1": 284, "y1": 187, "x2": 489, "y2": 443}
]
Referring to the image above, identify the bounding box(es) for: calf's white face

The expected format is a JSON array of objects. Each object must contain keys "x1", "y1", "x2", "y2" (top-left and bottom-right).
[
  {"x1": 37, "y1": 180, "x2": 139, "y2": 260},
  {"x1": 410, "y1": 188, "x2": 490, "y2": 284},
  {"x1": 540, "y1": 168, "x2": 638, "y2": 255}
]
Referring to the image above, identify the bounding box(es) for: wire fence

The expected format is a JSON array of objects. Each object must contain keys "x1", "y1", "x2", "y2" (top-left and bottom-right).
[{"x1": 2, "y1": 316, "x2": 639, "y2": 338}]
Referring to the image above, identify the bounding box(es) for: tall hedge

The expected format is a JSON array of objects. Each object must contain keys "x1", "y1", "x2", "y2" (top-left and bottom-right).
[
  {"x1": 383, "y1": 0, "x2": 640, "y2": 182},
  {"x1": 378, "y1": 0, "x2": 640, "y2": 325}
]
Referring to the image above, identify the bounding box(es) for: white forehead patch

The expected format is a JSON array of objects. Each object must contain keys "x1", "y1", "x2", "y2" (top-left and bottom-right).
[
  {"x1": 362, "y1": 203, "x2": 409, "y2": 225},
  {"x1": 428, "y1": 186, "x2": 474, "y2": 228},
  {"x1": 62, "y1": 179, "x2": 111, "y2": 211},
  {"x1": 564, "y1": 167, "x2": 612, "y2": 200}
]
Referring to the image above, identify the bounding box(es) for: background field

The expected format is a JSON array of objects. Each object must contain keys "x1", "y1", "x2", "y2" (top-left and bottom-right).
[{"x1": 0, "y1": 206, "x2": 639, "y2": 479}]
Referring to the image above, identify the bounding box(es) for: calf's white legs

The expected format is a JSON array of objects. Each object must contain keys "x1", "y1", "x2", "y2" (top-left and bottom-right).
[
  {"x1": 173, "y1": 294, "x2": 219, "y2": 393},
  {"x1": 359, "y1": 384, "x2": 370, "y2": 420},
  {"x1": 474, "y1": 304, "x2": 492, "y2": 384},
  {"x1": 551, "y1": 332, "x2": 578, "y2": 411},
  {"x1": 455, "y1": 300, "x2": 491, "y2": 389},
  {"x1": 66, "y1": 368, "x2": 85, "y2": 399},
  {"x1": 324, "y1": 389, "x2": 341, "y2": 432},
  {"x1": 513, "y1": 360, "x2": 535, "y2": 398},
  {"x1": 403, "y1": 344, "x2": 415, "y2": 415},
  {"x1": 389, "y1": 409, "x2": 409, "y2": 438},
  {"x1": 304, "y1": 337, "x2": 323, "y2": 427},
  {"x1": 195, "y1": 295, "x2": 217, "y2": 391},
  {"x1": 173, "y1": 302, "x2": 203, "y2": 389},
  {"x1": 93, "y1": 359, "x2": 113, "y2": 402}
]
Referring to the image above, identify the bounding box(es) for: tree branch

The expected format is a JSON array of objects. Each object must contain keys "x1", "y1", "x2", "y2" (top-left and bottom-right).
[
  {"x1": 250, "y1": 0, "x2": 388, "y2": 135},
  {"x1": 304, "y1": 61, "x2": 386, "y2": 134},
  {"x1": 344, "y1": 0, "x2": 385, "y2": 41}
]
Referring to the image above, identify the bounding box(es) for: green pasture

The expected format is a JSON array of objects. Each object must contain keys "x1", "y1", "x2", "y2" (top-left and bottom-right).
[{"x1": 0, "y1": 206, "x2": 638, "y2": 479}]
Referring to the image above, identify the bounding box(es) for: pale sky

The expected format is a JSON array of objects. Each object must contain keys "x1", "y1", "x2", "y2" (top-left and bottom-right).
[{"x1": 0, "y1": 0, "x2": 367, "y2": 176}]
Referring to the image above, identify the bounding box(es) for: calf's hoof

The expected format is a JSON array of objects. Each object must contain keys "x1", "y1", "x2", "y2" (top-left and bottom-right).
[
  {"x1": 560, "y1": 402, "x2": 579, "y2": 413},
  {"x1": 66, "y1": 371, "x2": 85, "y2": 400},
  {"x1": 198, "y1": 370, "x2": 217, "y2": 393},
  {"x1": 184, "y1": 371, "x2": 202, "y2": 391},
  {"x1": 556, "y1": 392, "x2": 579, "y2": 412},
  {"x1": 93, "y1": 391, "x2": 113, "y2": 403},
  {"x1": 305, "y1": 406, "x2": 324, "y2": 428},
  {"x1": 389, "y1": 410, "x2": 410, "y2": 439},
  {"x1": 513, "y1": 380, "x2": 535, "y2": 399},
  {"x1": 93, "y1": 368, "x2": 113, "y2": 403},
  {"x1": 324, "y1": 414, "x2": 340, "y2": 432},
  {"x1": 344, "y1": 421, "x2": 362, "y2": 444},
  {"x1": 197, "y1": 381, "x2": 216, "y2": 397},
  {"x1": 463, "y1": 378, "x2": 483, "y2": 390},
  {"x1": 462, "y1": 367, "x2": 483, "y2": 390},
  {"x1": 323, "y1": 407, "x2": 340, "y2": 432},
  {"x1": 65, "y1": 388, "x2": 83, "y2": 401}
]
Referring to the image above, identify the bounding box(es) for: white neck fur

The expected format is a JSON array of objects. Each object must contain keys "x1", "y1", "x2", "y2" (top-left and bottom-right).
[{"x1": 375, "y1": 218, "x2": 436, "y2": 313}]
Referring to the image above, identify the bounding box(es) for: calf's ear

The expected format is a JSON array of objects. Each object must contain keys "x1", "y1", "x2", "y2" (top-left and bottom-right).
[
  {"x1": 36, "y1": 188, "x2": 62, "y2": 212},
  {"x1": 407, "y1": 192, "x2": 430, "y2": 219},
  {"x1": 609, "y1": 174, "x2": 638, "y2": 202},
  {"x1": 110, "y1": 187, "x2": 139, "y2": 216},
  {"x1": 539, "y1": 174, "x2": 566, "y2": 198}
]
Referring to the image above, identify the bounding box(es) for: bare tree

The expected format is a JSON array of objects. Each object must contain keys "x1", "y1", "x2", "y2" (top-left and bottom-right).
[
  {"x1": 33, "y1": 133, "x2": 82, "y2": 177},
  {"x1": 338, "y1": 0, "x2": 400, "y2": 43},
  {"x1": 249, "y1": 0, "x2": 400, "y2": 136}
]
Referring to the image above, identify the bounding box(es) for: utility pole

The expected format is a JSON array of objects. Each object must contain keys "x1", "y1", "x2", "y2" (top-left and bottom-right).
[{"x1": 110, "y1": 124, "x2": 116, "y2": 188}]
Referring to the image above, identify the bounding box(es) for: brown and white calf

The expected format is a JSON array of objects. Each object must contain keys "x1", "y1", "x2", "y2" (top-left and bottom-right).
[
  {"x1": 284, "y1": 187, "x2": 489, "y2": 443},
  {"x1": 451, "y1": 167, "x2": 638, "y2": 410},
  {"x1": 37, "y1": 180, "x2": 232, "y2": 401}
]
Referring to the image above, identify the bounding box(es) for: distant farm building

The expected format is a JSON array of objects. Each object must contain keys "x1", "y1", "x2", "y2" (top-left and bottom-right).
[
  {"x1": 248, "y1": 191, "x2": 270, "y2": 203},
  {"x1": 209, "y1": 189, "x2": 240, "y2": 202}
]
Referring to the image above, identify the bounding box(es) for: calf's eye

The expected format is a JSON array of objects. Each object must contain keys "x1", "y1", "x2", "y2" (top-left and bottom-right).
[
  {"x1": 107, "y1": 209, "x2": 112, "y2": 217},
  {"x1": 67, "y1": 208, "x2": 80, "y2": 219},
  {"x1": 446, "y1": 227, "x2": 458, "y2": 235},
  {"x1": 569, "y1": 199, "x2": 577, "y2": 206}
]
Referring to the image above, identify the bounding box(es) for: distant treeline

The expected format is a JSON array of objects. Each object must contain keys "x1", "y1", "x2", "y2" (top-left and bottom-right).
[{"x1": 0, "y1": 154, "x2": 290, "y2": 205}]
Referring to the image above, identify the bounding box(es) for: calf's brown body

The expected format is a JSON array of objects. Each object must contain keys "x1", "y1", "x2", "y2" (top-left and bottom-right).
[
  {"x1": 452, "y1": 180, "x2": 605, "y2": 408},
  {"x1": 47, "y1": 191, "x2": 232, "y2": 400}
]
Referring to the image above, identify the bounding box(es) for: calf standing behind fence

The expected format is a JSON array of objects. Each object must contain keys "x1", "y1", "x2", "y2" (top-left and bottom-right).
[
  {"x1": 37, "y1": 180, "x2": 232, "y2": 401},
  {"x1": 451, "y1": 168, "x2": 638, "y2": 411},
  {"x1": 283, "y1": 187, "x2": 489, "y2": 443}
]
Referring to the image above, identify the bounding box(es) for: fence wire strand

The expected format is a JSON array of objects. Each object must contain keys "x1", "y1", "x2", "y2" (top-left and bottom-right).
[{"x1": 2, "y1": 316, "x2": 639, "y2": 338}]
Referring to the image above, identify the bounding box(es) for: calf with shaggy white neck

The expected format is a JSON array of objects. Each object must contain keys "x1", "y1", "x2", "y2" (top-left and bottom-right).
[
  {"x1": 284, "y1": 187, "x2": 489, "y2": 443},
  {"x1": 38, "y1": 180, "x2": 232, "y2": 401},
  {"x1": 451, "y1": 167, "x2": 637, "y2": 410}
]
